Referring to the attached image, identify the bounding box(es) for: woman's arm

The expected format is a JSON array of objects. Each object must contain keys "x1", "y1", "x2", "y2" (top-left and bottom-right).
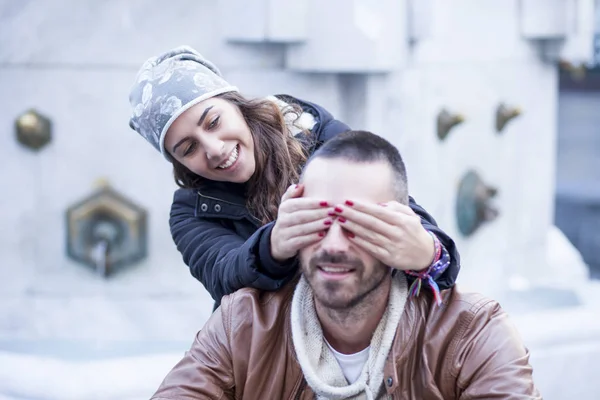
[
  {"x1": 408, "y1": 196, "x2": 460, "y2": 291},
  {"x1": 170, "y1": 189, "x2": 298, "y2": 304}
]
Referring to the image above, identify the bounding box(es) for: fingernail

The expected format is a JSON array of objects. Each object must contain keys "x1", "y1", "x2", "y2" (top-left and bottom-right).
[
  {"x1": 345, "y1": 200, "x2": 354, "y2": 206},
  {"x1": 319, "y1": 201, "x2": 329, "y2": 207},
  {"x1": 318, "y1": 231, "x2": 326, "y2": 237},
  {"x1": 347, "y1": 232, "x2": 355, "y2": 238},
  {"x1": 377, "y1": 202, "x2": 387, "y2": 207},
  {"x1": 328, "y1": 211, "x2": 337, "y2": 216},
  {"x1": 295, "y1": 184, "x2": 300, "y2": 189},
  {"x1": 338, "y1": 217, "x2": 347, "y2": 223},
  {"x1": 324, "y1": 219, "x2": 332, "y2": 226},
  {"x1": 334, "y1": 206, "x2": 343, "y2": 213}
]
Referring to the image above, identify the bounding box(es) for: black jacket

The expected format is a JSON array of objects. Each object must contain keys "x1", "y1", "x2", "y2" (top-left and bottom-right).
[{"x1": 169, "y1": 95, "x2": 461, "y2": 307}]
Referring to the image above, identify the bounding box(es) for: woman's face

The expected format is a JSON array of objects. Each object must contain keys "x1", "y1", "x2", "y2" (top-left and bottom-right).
[{"x1": 165, "y1": 97, "x2": 256, "y2": 183}]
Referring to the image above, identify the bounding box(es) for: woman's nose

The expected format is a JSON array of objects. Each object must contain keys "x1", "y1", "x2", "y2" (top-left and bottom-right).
[{"x1": 203, "y1": 137, "x2": 226, "y2": 160}]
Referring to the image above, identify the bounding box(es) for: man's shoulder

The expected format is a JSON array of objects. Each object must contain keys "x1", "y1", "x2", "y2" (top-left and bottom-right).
[
  {"x1": 425, "y1": 287, "x2": 537, "y2": 398},
  {"x1": 222, "y1": 286, "x2": 291, "y2": 308},
  {"x1": 409, "y1": 286, "x2": 507, "y2": 340},
  {"x1": 444, "y1": 286, "x2": 499, "y2": 312},
  {"x1": 412, "y1": 286, "x2": 514, "y2": 355},
  {"x1": 439, "y1": 286, "x2": 504, "y2": 325},
  {"x1": 407, "y1": 287, "x2": 517, "y2": 370},
  {"x1": 219, "y1": 282, "x2": 296, "y2": 328}
]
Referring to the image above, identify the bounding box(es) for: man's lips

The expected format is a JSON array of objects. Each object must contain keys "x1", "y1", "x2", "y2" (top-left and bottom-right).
[{"x1": 317, "y1": 265, "x2": 355, "y2": 273}]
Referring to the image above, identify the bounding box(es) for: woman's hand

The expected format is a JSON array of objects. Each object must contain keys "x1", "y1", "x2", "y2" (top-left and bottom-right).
[
  {"x1": 333, "y1": 200, "x2": 435, "y2": 271},
  {"x1": 270, "y1": 184, "x2": 332, "y2": 262}
]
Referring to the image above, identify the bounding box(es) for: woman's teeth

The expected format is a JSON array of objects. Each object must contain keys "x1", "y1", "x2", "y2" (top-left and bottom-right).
[{"x1": 217, "y1": 145, "x2": 239, "y2": 169}]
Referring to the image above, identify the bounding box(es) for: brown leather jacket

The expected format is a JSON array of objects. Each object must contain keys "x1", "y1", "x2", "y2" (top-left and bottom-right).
[{"x1": 151, "y1": 282, "x2": 541, "y2": 400}]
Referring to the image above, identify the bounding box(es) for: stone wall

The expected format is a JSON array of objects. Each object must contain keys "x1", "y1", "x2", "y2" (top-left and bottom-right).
[{"x1": 0, "y1": 1, "x2": 597, "y2": 398}]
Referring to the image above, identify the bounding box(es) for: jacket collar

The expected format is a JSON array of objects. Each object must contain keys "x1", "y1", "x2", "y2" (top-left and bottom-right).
[
  {"x1": 283, "y1": 275, "x2": 420, "y2": 397},
  {"x1": 273, "y1": 94, "x2": 333, "y2": 151},
  {"x1": 193, "y1": 181, "x2": 262, "y2": 225},
  {"x1": 197, "y1": 181, "x2": 247, "y2": 206}
]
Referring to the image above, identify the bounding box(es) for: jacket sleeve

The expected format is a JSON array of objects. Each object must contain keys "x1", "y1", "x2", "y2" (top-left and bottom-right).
[
  {"x1": 170, "y1": 191, "x2": 298, "y2": 303},
  {"x1": 455, "y1": 300, "x2": 542, "y2": 399},
  {"x1": 408, "y1": 196, "x2": 460, "y2": 291},
  {"x1": 151, "y1": 305, "x2": 235, "y2": 400}
]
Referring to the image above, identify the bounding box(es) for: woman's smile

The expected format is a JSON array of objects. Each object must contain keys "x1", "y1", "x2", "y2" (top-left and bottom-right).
[
  {"x1": 216, "y1": 144, "x2": 240, "y2": 170},
  {"x1": 165, "y1": 98, "x2": 256, "y2": 183}
]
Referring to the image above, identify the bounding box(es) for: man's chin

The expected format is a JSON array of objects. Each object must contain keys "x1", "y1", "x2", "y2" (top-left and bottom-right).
[
  {"x1": 314, "y1": 294, "x2": 356, "y2": 310},
  {"x1": 312, "y1": 284, "x2": 358, "y2": 310}
]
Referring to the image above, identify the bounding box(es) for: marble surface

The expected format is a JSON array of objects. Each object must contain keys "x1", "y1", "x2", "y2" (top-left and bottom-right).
[
  {"x1": 0, "y1": 1, "x2": 598, "y2": 399},
  {"x1": 1, "y1": 0, "x2": 589, "y2": 318},
  {"x1": 0, "y1": 0, "x2": 286, "y2": 69}
]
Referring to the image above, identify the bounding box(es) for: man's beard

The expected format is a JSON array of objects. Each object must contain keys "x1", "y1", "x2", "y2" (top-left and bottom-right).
[{"x1": 302, "y1": 251, "x2": 389, "y2": 311}]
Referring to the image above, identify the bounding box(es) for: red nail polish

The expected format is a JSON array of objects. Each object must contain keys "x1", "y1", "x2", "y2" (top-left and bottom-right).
[
  {"x1": 338, "y1": 217, "x2": 347, "y2": 223},
  {"x1": 319, "y1": 201, "x2": 328, "y2": 207},
  {"x1": 345, "y1": 200, "x2": 354, "y2": 206},
  {"x1": 324, "y1": 220, "x2": 332, "y2": 226},
  {"x1": 334, "y1": 207, "x2": 343, "y2": 213},
  {"x1": 347, "y1": 232, "x2": 355, "y2": 238},
  {"x1": 318, "y1": 231, "x2": 326, "y2": 237},
  {"x1": 328, "y1": 211, "x2": 336, "y2": 216}
]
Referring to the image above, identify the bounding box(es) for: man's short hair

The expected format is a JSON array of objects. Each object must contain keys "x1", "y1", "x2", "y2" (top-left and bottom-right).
[{"x1": 305, "y1": 130, "x2": 409, "y2": 204}]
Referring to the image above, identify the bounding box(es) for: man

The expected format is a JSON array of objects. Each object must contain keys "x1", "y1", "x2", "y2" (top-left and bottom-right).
[{"x1": 151, "y1": 130, "x2": 540, "y2": 399}]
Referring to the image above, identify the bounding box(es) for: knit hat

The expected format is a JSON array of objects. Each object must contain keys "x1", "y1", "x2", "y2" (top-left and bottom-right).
[{"x1": 128, "y1": 45, "x2": 239, "y2": 160}]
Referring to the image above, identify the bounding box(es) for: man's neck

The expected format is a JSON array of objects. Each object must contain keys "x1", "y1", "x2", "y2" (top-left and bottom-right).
[{"x1": 315, "y1": 281, "x2": 391, "y2": 355}]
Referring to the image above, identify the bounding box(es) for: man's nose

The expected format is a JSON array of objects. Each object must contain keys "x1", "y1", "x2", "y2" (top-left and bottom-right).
[{"x1": 320, "y1": 223, "x2": 351, "y2": 254}]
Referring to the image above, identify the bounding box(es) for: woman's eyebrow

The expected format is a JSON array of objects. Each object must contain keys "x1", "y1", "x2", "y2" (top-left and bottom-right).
[{"x1": 197, "y1": 105, "x2": 214, "y2": 127}]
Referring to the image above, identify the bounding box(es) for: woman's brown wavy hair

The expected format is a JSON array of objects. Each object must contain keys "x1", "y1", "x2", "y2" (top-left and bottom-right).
[{"x1": 171, "y1": 92, "x2": 310, "y2": 225}]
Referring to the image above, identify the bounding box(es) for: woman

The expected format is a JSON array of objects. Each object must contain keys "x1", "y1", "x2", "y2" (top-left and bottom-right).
[{"x1": 128, "y1": 46, "x2": 459, "y2": 308}]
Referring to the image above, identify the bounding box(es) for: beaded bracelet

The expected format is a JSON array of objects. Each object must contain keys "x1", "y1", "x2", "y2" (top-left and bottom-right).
[{"x1": 405, "y1": 232, "x2": 450, "y2": 306}]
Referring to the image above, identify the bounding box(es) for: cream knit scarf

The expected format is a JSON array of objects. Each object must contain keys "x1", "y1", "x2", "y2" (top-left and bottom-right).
[{"x1": 291, "y1": 274, "x2": 408, "y2": 400}]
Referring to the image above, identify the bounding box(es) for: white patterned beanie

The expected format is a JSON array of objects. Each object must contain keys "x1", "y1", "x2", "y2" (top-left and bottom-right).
[{"x1": 128, "y1": 45, "x2": 239, "y2": 160}]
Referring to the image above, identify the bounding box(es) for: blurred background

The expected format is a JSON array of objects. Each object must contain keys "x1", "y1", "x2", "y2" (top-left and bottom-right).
[{"x1": 1, "y1": 0, "x2": 599, "y2": 399}]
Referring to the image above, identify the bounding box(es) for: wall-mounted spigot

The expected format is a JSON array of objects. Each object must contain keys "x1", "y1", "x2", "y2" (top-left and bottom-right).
[
  {"x1": 558, "y1": 59, "x2": 587, "y2": 81},
  {"x1": 15, "y1": 109, "x2": 52, "y2": 151},
  {"x1": 66, "y1": 181, "x2": 148, "y2": 277},
  {"x1": 495, "y1": 103, "x2": 522, "y2": 133},
  {"x1": 456, "y1": 170, "x2": 499, "y2": 237},
  {"x1": 437, "y1": 109, "x2": 465, "y2": 141},
  {"x1": 89, "y1": 219, "x2": 120, "y2": 276}
]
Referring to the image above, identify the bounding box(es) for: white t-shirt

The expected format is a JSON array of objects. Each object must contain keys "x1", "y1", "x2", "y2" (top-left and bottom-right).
[{"x1": 325, "y1": 340, "x2": 370, "y2": 384}]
